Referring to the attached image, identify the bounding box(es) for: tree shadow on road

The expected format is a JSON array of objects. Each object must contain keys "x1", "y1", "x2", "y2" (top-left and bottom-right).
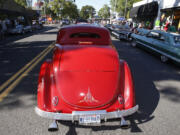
[{"x1": 0, "y1": 39, "x2": 54, "y2": 111}]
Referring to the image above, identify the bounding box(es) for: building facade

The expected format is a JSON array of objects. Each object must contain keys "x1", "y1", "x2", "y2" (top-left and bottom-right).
[{"x1": 130, "y1": 0, "x2": 180, "y2": 31}]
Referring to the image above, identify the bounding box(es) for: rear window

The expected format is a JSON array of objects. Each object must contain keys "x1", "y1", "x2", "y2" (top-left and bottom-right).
[
  {"x1": 70, "y1": 32, "x2": 101, "y2": 38},
  {"x1": 174, "y1": 36, "x2": 180, "y2": 44}
]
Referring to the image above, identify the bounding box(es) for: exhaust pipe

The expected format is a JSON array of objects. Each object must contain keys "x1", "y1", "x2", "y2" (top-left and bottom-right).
[
  {"x1": 48, "y1": 120, "x2": 58, "y2": 132},
  {"x1": 120, "y1": 117, "x2": 130, "y2": 129}
]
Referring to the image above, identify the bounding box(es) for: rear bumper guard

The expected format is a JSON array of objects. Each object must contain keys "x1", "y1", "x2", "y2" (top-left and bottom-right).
[{"x1": 35, "y1": 105, "x2": 138, "y2": 121}]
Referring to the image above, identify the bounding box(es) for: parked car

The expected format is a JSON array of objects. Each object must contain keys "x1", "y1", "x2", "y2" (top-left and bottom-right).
[
  {"x1": 111, "y1": 24, "x2": 132, "y2": 41},
  {"x1": 104, "y1": 24, "x2": 112, "y2": 31},
  {"x1": 131, "y1": 28, "x2": 150, "y2": 47},
  {"x1": 92, "y1": 22, "x2": 102, "y2": 27},
  {"x1": 32, "y1": 20, "x2": 43, "y2": 30},
  {"x1": 35, "y1": 24, "x2": 138, "y2": 131},
  {"x1": 23, "y1": 25, "x2": 32, "y2": 33},
  {"x1": 60, "y1": 19, "x2": 70, "y2": 26},
  {"x1": 131, "y1": 30, "x2": 180, "y2": 64},
  {"x1": 8, "y1": 25, "x2": 24, "y2": 34},
  {"x1": 75, "y1": 19, "x2": 88, "y2": 24}
]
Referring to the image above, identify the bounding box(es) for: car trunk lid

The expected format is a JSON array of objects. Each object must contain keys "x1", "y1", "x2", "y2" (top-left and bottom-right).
[{"x1": 56, "y1": 45, "x2": 120, "y2": 108}]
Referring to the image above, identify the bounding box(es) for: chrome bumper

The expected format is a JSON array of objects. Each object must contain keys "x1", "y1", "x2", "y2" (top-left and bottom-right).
[{"x1": 35, "y1": 105, "x2": 138, "y2": 121}]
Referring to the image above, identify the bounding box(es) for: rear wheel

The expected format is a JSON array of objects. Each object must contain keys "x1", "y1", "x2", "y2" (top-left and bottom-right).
[{"x1": 160, "y1": 55, "x2": 168, "y2": 63}]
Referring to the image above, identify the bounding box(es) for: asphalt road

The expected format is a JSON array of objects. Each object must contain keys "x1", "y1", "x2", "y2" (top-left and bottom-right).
[{"x1": 0, "y1": 24, "x2": 180, "y2": 135}]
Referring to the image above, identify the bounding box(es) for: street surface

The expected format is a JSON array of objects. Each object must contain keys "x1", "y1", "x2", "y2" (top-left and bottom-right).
[{"x1": 0, "y1": 24, "x2": 180, "y2": 135}]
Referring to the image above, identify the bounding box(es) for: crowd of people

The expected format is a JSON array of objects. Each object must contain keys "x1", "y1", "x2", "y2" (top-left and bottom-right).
[
  {"x1": 0, "y1": 17, "x2": 44, "y2": 41},
  {"x1": 130, "y1": 19, "x2": 179, "y2": 34},
  {"x1": 109, "y1": 14, "x2": 180, "y2": 34}
]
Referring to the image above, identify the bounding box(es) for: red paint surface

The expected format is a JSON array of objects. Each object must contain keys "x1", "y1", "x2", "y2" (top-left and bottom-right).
[{"x1": 37, "y1": 25, "x2": 136, "y2": 113}]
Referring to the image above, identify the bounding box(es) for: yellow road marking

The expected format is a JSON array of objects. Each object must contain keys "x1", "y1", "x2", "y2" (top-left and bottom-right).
[
  {"x1": 0, "y1": 44, "x2": 54, "y2": 102},
  {"x1": 0, "y1": 43, "x2": 54, "y2": 93}
]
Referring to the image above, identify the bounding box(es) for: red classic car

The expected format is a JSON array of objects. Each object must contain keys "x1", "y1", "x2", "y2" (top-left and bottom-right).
[{"x1": 35, "y1": 24, "x2": 138, "y2": 131}]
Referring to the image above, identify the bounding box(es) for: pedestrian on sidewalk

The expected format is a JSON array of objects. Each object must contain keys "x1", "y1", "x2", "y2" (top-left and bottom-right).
[{"x1": 0, "y1": 20, "x2": 4, "y2": 40}]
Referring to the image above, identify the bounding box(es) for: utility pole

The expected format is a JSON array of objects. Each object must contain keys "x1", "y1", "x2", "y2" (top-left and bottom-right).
[
  {"x1": 124, "y1": 0, "x2": 127, "y2": 18},
  {"x1": 44, "y1": 2, "x2": 46, "y2": 18},
  {"x1": 114, "y1": 0, "x2": 117, "y2": 19}
]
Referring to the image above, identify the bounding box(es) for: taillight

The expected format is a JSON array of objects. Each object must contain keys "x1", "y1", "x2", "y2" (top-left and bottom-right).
[
  {"x1": 52, "y1": 96, "x2": 59, "y2": 106},
  {"x1": 79, "y1": 41, "x2": 93, "y2": 45},
  {"x1": 118, "y1": 95, "x2": 124, "y2": 104}
]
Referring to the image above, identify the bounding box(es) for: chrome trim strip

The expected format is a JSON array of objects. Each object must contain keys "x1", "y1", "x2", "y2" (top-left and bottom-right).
[
  {"x1": 55, "y1": 43, "x2": 63, "y2": 49},
  {"x1": 136, "y1": 40, "x2": 180, "y2": 63},
  {"x1": 72, "y1": 110, "x2": 107, "y2": 115},
  {"x1": 35, "y1": 105, "x2": 138, "y2": 121},
  {"x1": 112, "y1": 31, "x2": 119, "y2": 37}
]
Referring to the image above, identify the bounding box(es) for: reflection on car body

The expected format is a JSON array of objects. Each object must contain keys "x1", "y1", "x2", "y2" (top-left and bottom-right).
[{"x1": 111, "y1": 24, "x2": 132, "y2": 41}]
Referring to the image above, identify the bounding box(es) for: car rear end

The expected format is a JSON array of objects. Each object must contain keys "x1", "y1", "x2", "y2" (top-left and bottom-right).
[{"x1": 35, "y1": 25, "x2": 138, "y2": 127}]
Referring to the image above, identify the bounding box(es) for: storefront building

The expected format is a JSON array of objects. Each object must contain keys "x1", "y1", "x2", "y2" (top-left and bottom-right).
[
  {"x1": 130, "y1": 0, "x2": 180, "y2": 31},
  {"x1": 0, "y1": 0, "x2": 38, "y2": 25}
]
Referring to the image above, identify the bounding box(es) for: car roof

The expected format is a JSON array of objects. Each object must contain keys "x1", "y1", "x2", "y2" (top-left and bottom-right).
[
  {"x1": 57, "y1": 24, "x2": 111, "y2": 45},
  {"x1": 61, "y1": 24, "x2": 107, "y2": 30}
]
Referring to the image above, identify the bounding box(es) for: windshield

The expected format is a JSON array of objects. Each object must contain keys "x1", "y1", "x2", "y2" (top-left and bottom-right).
[{"x1": 174, "y1": 36, "x2": 180, "y2": 44}]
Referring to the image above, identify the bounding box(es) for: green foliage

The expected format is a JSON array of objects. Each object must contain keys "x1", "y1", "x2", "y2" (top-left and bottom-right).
[
  {"x1": 0, "y1": 0, "x2": 6, "y2": 7},
  {"x1": 61, "y1": 1, "x2": 79, "y2": 19},
  {"x1": 80, "y1": 5, "x2": 95, "y2": 19},
  {"x1": 49, "y1": 0, "x2": 61, "y2": 15},
  {"x1": 110, "y1": 0, "x2": 141, "y2": 17},
  {"x1": 98, "y1": 4, "x2": 110, "y2": 19},
  {"x1": 14, "y1": 0, "x2": 27, "y2": 8},
  {"x1": 42, "y1": 2, "x2": 55, "y2": 17},
  {"x1": 47, "y1": 0, "x2": 79, "y2": 19}
]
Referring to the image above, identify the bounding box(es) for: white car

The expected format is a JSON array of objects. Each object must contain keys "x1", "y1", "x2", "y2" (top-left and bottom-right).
[
  {"x1": 8, "y1": 25, "x2": 24, "y2": 34},
  {"x1": 23, "y1": 25, "x2": 32, "y2": 33}
]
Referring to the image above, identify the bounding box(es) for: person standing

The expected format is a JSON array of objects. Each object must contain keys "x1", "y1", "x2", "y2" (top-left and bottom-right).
[
  {"x1": 167, "y1": 23, "x2": 176, "y2": 33},
  {"x1": 2, "y1": 20, "x2": 7, "y2": 37},
  {"x1": 164, "y1": 21, "x2": 170, "y2": 31},
  {"x1": 0, "y1": 20, "x2": 4, "y2": 40}
]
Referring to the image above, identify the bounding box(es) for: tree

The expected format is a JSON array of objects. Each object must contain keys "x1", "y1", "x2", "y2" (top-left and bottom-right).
[
  {"x1": 45, "y1": 0, "x2": 79, "y2": 19},
  {"x1": 80, "y1": 5, "x2": 96, "y2": 19},
  {"x1": 14, "y1": 0, "x2": 27, "y2": 8},
  {"x1": 0, "y1": 0, "x2": 6, "y2": 8},
  {"x1": 61, "y1": 1, "x2": 79, "y2": 19},
  {"x1": 98, "y1": 4, "x2": 110, "y2": 19},
  {"x1": 49, "y1": 0, "x2": 62, "y2": 16},
  {"x1": 110, "y1": 0, "x2": 141, "y2": 18}
]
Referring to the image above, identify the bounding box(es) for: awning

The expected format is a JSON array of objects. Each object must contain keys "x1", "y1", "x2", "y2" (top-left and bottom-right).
[
  {"x1": 129, "y1": 6, "x2": 140, "y2": 18},
  {"x1": 0, "y1": 9, "x2": 22, "y2": 16},
  {"x1": 138, "y1": 1, "x2": 158, "y2": 18}
]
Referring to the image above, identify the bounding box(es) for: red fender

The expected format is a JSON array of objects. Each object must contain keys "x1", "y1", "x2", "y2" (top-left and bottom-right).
[
  {"x1": 120, "y1": 60, "x2": 136, "y2": 110},
  {"x1": 37, "y1": 60, "x2": 52, "y2": 111},
  {"x1": 37, "y1": 46, "x2": 62, "y2": 112}
]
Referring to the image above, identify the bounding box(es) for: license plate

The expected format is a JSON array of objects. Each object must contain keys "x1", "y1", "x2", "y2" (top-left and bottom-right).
[{"x1": 79, "y1": 114, "x2": 100, "y2": 124}]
